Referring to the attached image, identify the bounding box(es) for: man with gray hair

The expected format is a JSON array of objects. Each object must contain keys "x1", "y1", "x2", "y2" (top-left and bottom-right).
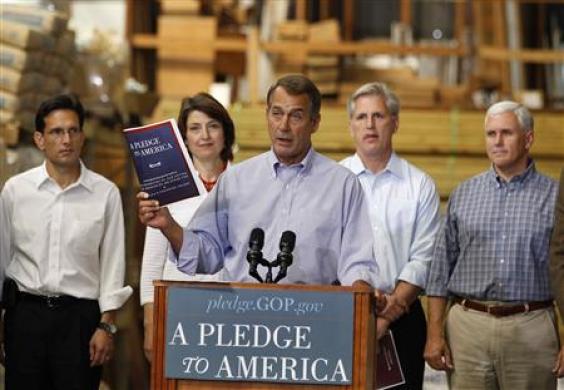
[
  {"x1": 340, "y1": 82, "x2": 440, "y2": 389},
  {"x1": 425, "y1": 101, "x2": 560, "y2": 389}
]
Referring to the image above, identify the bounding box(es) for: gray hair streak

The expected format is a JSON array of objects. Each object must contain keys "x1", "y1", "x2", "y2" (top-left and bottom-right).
[
  {"x1": 347, "y1": 82, "x2": 400, "y2": 119},
  {"x1": 485, "y1": 101, "x2": 534, "y2": 132}
]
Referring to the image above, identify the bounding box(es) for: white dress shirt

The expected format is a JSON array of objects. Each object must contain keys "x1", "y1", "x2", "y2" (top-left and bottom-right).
[
  {"x1": 139, "y1": 194, "x2": 223, "y2": 305},
  {"x1": 0, "y1": 161, "x2": 132, "y2": 312},
  {"x1": 340, "y1": 153, "x2": 440, "y2": 293}
]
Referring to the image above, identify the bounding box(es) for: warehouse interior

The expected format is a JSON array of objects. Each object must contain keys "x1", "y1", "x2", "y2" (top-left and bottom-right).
[{"x1": 1, "y1": 0, "x2": 563, "y2": 389}]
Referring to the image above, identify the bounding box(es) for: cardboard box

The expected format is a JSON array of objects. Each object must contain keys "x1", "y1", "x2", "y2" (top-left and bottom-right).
[
  {"x1": 276, "y1": 21, "x2": 309, "y2": 41},
  {"x1": 309, "y1": 19, "x2": 340, "y2": 42},
  {"x1": 158, "y1": 15, "x2": 216, "y2": 40},
  {"x1": 160, "y1": 0, "x2": 200, "y2": 14},
  {"x1": 1, "y1": 4, "x2": 68, "y2": 35},
  {"x1": 307, "y1": 67, "x2": 339, "y2": 82},
  {"x1": 0, "y1": 67, "x2": 44, "y2": 93},
  {"x1": 0, "y1": 43, "x2": 42, "y2": 71},
  {"x1": 514, "y1": 90, "x2": 544, "y2": 110},
  {"x1": 157, "y1": 59, "x2": 213, "y2": 98},
  {"x1": 150, "y1": 98, "x2": 182, "y2": 123},
  {"x1": 0, "y1": 20, "x2": 55, "y2": 49},
  {"x1": 0, "y1": 90, "x2": 39, "y2": 111},
  {"x1": 0, "y1": 120, "x2": 20, "y2": 146},
  {"x1": 54, "y1": 30, "x2": 76, "y2": 58}
]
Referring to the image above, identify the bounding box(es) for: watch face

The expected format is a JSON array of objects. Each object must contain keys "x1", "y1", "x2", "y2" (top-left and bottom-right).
[{"x1": 100, "y1": 322, "x2": 117, "y2": 335}]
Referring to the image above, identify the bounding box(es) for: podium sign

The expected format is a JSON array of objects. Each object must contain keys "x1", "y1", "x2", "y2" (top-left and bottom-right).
[{"x1": 165, "y1": 286, "x2": 354, "y2": 385}]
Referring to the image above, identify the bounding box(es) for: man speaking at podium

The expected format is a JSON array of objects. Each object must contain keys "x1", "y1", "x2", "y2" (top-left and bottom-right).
[{"x1": 138, "y1": 74, "x2": 377, "y2": 288}]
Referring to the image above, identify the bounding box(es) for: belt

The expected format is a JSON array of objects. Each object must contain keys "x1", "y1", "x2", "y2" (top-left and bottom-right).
[
  {"x1": 453, "y1": 297, "x2": 553, "y2": 317},
  {"x1": 18, "y1": 291, "x2": 90, "y2": 308}
]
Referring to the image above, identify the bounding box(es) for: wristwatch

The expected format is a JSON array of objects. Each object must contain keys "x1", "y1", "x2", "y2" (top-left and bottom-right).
[{"x1": 98, "y1": 322, "x2": 118, "y2": 337}]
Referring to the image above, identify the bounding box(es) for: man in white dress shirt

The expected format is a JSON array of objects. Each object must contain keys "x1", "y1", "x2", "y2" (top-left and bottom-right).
[
  {"x1": 340, "y1": 82, "x2": 440, "y2": 389},
  {"x1": 0, "y1": 94, "x2": 132, "y2": 390}
]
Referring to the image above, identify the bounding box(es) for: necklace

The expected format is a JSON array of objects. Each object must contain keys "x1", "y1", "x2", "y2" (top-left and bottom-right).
[
  {"x1": 199, "y1": 175, "x2": 217, "y2": 192},
  {"x1": 198, "y1": 162, "x2": 227, "y2": 192}
]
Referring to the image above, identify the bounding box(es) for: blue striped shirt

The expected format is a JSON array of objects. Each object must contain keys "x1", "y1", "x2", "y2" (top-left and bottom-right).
[
  {"x1": 426, "y1": 162, "x2": 558, "y2": 302},
  {"x1": 171, "y1": 148, "x2": 377, "y2": 286}
]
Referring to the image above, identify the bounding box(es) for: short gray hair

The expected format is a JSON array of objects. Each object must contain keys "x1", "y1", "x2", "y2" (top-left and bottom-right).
[
  {"x1": 485, "y1": 101, "x2": 534, "y2": 132},
  {"x1": 347, "y1": 82, "x2": 400, "y2": 119}
]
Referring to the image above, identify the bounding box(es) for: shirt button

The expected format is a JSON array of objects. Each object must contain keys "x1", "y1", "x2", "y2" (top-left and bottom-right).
[
  {"x1": 500, "y1": 259, "x2": 505, "y2": 263},
  {"x1": 502, "y1": 235, "x2": 506, "y2": 240}
]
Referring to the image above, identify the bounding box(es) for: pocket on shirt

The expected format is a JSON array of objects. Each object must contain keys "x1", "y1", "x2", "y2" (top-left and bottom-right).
[
  {"x1": 67, "y1": 217, "x2": 104, "y2": 255},
  {"x1": 529, "y1": 212, "x2": 553, "y2": 260},
  {"x1": 383, "y1": 199, "x2": 417, "y2": 235}
]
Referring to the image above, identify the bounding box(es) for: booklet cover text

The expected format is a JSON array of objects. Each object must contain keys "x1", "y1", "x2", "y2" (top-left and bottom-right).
[{"x1": 124, "y1": 119, "x2": 205, "y2": 205}]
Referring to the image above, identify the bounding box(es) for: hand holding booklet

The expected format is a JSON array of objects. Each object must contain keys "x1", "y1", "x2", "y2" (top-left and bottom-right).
[
  {"x1": 123, "y1": 119, "x2": 205, "y2": 205},
  {"x1": 375, "y1": 330, "x2": 405, "y2": 389}
]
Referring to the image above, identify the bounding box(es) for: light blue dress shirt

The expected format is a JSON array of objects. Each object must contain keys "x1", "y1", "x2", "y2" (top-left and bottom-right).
[
  {"x1": 171, "y1": 148, "x2": 378, "y2": 286},
  {"x1": 341, "y1": 153, "x2": 440, "y2": 293}
]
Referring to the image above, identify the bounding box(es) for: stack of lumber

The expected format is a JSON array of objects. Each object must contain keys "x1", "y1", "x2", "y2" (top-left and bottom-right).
[
  {"x1": 152, "y1": 0, "x2": 218, "y2": 123},
  {"x1": 0, "y1": 4, "x2": 75, "y2": 137},
  {"x1": 229, "y1": 106, "x2": 563, "y2": 206},
  {"x1": 341, "y1": 65, "x2": 439, "y2": 108},
  {"x1": 274, "y1": 19, "x2": 340, "y2": 96},
  {"x1": 307, "y1": 20, "x2": 340, "y2": 96}
]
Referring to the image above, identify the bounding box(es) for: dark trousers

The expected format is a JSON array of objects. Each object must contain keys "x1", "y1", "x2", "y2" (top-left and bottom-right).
[
  {"x1": 388, "y1": 298, "x2": 427, "y2": 390},
  {"x1": 4, "y1": 295, "x2": 102, "y2": 390}
]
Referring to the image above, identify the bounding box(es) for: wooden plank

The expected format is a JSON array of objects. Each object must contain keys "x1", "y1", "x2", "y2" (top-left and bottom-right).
[
  {"x1": 261, "y1": 40, "x2": 467, "y2": 56},
  {"x1": 246, "y1": 26, "x2": 260, "y2": 106},
  {"x1": 132, "y1": 33, "x2": 247, "y2": 52},
  {"x1": 478, "y1": 45, "x2": 564, "y2": 63},
  {"x1": 400, "y1": 0, "x2": 412, "y2": 25},
  {"x1": 229, "y1": 106, "x2": 563, "y2": 201},
  {"x1": 296, "y1": 0, "x2": 307, "y2": 20},
  {"x1": 343, "y1": 0, "x2": 354, "y2": 41}
]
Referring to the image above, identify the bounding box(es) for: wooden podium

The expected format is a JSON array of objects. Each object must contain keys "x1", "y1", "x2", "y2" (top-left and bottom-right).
[{"x1": 152, "y1": 281, "x2": 376, "y2": 389}]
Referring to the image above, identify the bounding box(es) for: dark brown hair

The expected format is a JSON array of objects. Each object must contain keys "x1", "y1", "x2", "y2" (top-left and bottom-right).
[
  {"x1": 266, "y1": 74, "x2": 321, "y2": 120},
  {"x1": 35, "y1": 93, "x2": 84, "y2": 133},
  {"x1": 177, "y1": 92, "x2": 235, "y2": 162}
]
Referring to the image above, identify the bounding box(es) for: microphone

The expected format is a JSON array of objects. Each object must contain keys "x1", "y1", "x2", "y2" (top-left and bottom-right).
[
  {"x1": 273, "y1": 231, "x2": 296, "y2": 283},
  {"x1": 247, "y1": 228, "x2": 264, "y2": 282}
]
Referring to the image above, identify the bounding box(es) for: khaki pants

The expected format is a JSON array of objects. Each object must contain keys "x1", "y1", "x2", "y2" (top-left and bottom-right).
[{"x1": 445, "y1": 303, "x2": 559, "y2": 390}]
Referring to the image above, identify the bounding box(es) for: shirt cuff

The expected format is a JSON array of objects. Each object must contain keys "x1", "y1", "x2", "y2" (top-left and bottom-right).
[
  {"x1": 398, "y1": 261, "x2": 429, "y2": 290},
  {"x1": 425, "y1": 283, "x2": 449, "y2": 297},
  {"x1": 340, "y1": 268, "x2": 376, "y2": 287},
  {"x1": 99, "y1": 286, "x2": 133, "y2": 312},
  {"x1": 167, "y1": 229, "x2": 199, "y2": 275}
]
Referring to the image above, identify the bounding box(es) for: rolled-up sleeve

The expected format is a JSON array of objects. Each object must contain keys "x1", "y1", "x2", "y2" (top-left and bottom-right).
[
  {"x1": 98, "y1": 186, "x2": 132, "y2": 312},
  {"x1": 398, "y1": 176, "x2": 440, "y2": 289}
]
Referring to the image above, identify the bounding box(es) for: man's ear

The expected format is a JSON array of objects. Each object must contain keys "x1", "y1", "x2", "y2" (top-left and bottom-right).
[
  {"x1": 392, "y1": 115, "x2": 399, "y2": 134},
  {"x1": 33, "y1": 131, "x2": 45, "y2": 151},
  {"x1": 310, "y1": 114, "x2": 321, "y2": 134}
]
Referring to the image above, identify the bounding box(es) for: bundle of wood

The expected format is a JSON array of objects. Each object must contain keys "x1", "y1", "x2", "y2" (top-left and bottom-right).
[{"x1": 0, "y1": 4, "x2": 76, "y2": 139}]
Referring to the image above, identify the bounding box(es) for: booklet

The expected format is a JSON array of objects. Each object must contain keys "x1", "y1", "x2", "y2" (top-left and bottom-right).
[
  {"x1": 375, "y1": 330, "x2": 405, "y2": 390},
  {"x1": 123, "y1": 119, "x2": 205, "y2": 206}
]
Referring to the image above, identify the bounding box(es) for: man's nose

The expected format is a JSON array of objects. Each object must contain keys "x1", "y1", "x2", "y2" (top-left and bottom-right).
[
  {"x1": 279, "y1": 114, "x2": 291, "y2": 131},
  {"x1": 61, "y1": 131, "x2": 72, "y2": 143}
]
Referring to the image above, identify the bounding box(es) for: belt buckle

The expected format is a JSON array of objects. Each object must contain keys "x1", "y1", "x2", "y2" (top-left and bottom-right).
[
  {"x1": 460, "y1": 298, "x2": 469, "y2": 311},
  {"x1": 486, "y1": 304, "x2": 493, "y2": 315},
  {"x1": 46, "y1": 296, "x2": 58, "y2": 308}
]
